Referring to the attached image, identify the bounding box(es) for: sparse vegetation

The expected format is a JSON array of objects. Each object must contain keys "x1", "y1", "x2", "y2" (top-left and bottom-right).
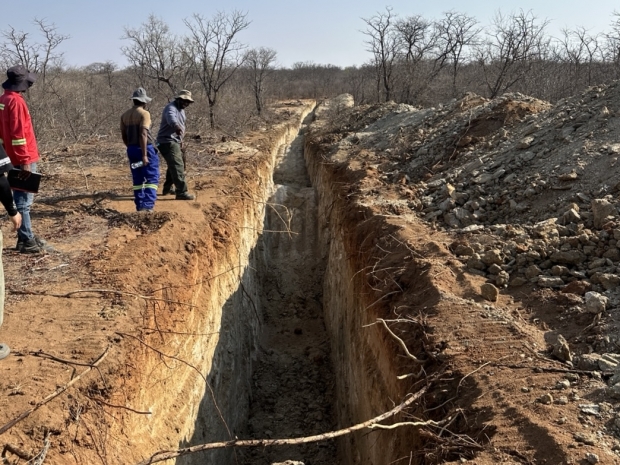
[{"x1": 3, "y1": 8, "x2": 620, "y2": 151}]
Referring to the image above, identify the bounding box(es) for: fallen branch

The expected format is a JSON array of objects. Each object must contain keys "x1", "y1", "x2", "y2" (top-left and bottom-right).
[
  {"x1": 370, "y1": 418, "x2": 444, "y2": 430},
  {"x1": 30, "y1": 350, "x2": 103, "y2": 368},
  {"x1": 493, "y1": 363, "x2": 608, "y2": 377},
  {"x1": 458, "y1": 355, "x2": 512, "y2": 394},
  {"x1": 31, "y1": 431, "x2": 51, "y2": 465},
  {"x1": 1, "y1": 444, "x2": 32, "y2": 461},
  {"x1": 0, "y1": 346, "x2": 111, "y2": 436},
  {"x1": 135, "y1": 387, "x2": 428, "y2": 465},
  {"x1": 9, "y1": 288, "x2": 196, "y2": 308}
]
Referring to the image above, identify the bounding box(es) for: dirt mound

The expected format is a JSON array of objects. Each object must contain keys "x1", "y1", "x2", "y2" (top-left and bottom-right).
[{"x1": 305, "y1": 87, "x2": 620, "y2": 463}]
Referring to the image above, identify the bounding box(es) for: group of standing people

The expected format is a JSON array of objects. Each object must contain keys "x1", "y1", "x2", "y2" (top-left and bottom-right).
[
  {"x1": 0, "y1": 67, "x2": 200, "y2": 359},
  {"x1": 120, "y1": 87, "x2": 195, "y2": 212}
]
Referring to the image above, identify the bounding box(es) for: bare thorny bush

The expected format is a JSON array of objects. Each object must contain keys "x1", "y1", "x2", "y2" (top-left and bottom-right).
[{"x1": 25, "y1": 68, "x2": 264, "y2": 153}]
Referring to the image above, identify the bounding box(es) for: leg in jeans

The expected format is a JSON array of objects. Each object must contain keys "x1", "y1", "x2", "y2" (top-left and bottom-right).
[
  {"x1": 13, "y1": 162, "x2": 36, "y2": 242},
  {"x1": 159, "y1": 142, "x2": 188, "y2": 194}
]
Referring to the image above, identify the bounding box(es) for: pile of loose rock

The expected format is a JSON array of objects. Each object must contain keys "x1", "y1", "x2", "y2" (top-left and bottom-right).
[{"x1": 324, "y1": 82, "x2": 620, "y2": 335}]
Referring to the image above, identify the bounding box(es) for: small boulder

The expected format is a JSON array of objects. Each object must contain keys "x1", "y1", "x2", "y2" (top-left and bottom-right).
[
  {"x1": 585, "y1": 291, "x2": 608, "y2": 314},
  {"x1": 480, "y1": 283, "x2": 499, "y2": 302}
]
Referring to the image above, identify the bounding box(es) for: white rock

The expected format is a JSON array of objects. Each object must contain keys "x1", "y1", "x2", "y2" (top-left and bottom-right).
[{"x1": 585, "y1": 291, "x2": 608, "y2": 314}]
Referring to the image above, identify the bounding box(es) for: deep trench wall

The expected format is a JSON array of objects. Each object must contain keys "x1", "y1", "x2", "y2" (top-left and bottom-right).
[
  {"x1": 122, "y1": 103, "x2": 316, "y2": 464},
  {"x1": 304, "y1": 143, "x2": 420, "y2": 464}
]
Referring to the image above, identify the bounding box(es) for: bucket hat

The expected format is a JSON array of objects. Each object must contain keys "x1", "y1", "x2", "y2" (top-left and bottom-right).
[
  {"x1": 175, "y1": 89, "x2": 194, "y2": 102},
  {"x1": 2, "y1": 65, "x2": 37, "y2": 92},
  {"x1": 130, "y1": 87, "x2": 152, "y2": 103}
]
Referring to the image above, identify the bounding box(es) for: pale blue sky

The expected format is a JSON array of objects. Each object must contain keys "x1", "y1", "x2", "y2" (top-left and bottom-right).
[{"x1": 5, "y1": 0, "x2": 620, "y2": 68}]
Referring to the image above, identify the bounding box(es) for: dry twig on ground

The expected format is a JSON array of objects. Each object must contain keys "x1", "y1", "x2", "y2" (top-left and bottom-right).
[
  {"x1": 135, "y1": 387, "x2": 428, "y2": 465},
  {"x1": 0, "y1": 346, "x2": 111, "y2": 436}
]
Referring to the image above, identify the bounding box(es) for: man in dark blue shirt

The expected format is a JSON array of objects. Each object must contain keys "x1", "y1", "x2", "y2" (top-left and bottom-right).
[{"x1": 156, "y1": 90, "x2": 195, "y2": 200}]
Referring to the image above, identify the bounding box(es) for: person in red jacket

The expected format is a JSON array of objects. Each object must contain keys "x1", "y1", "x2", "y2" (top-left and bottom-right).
[{"x1": 0, "y1": 65, "x2": 48, "y2": 253}]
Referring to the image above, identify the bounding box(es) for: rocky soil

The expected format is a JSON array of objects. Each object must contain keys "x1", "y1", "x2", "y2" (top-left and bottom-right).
[
  {"x1": 306, "y1": 85, "x2": 620, "y2": 463},
  {"x1": 7, "y1": 84, "x2": 620, "y2": 465}
]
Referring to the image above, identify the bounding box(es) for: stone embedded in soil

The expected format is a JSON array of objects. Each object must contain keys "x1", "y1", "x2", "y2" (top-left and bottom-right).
[
  {"x1": 574, "y1": 432, "x2": 597, "y2": 446},
  {"x1": 585, "y1": 291, "x2": 608, "y2": 314},
  {"x1": 480, "y1": 283, "x2": 499, "y2": 301},
  {"x1": 545, "y1": 332, "x2": 573, "y2": 363},
  {"x1": 539, "y1": 393, "x2": 554, "y2": 405}
]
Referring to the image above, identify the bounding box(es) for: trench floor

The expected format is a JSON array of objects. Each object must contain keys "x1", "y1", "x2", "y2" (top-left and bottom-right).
[{"x1": 238, "y1": 128, "x2": 338, "y2": 465}]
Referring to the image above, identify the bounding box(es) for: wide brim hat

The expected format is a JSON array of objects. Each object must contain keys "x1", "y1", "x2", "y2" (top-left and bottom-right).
[
  {"x1": 2, "y1": 65, "x2": 36, "y2": 92},
  {"x1": 130, "y1": 87, "x2": 152, "y2": 103},
  {"x1": 175, "y1": 90, "x2": 194, "y2": 102}
]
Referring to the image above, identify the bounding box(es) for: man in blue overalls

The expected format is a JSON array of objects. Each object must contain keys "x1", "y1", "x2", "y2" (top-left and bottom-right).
[{"x1": 120, "y1": 88, "x2": 159, "y2": 211}]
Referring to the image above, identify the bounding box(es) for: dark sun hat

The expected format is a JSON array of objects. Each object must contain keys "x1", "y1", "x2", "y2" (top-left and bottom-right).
[
  {"x1": 2, "y1": 65, "x2": 37, "y2": 92},
  {"x1": 130, "y1": 87, "x2": 152, "y2": 103}
]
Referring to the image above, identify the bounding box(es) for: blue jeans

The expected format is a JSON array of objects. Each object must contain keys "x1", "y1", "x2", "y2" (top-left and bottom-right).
[{"x1": 13, "y1": 162, "x2": 36, "y2": 241}]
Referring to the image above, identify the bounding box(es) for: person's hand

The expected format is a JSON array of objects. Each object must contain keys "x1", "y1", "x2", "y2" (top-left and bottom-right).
[
  {"x1": 17, "y1": 164, "x2": 31, "y2": 180},
  {"x1": 142, "y1": 156, "x2": 149, "y2": 166},
  {"x1": 10, "y1": 212, "x2": 21, "y2": 231}
]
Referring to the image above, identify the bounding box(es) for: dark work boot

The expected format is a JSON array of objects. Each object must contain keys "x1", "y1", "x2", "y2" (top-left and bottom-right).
[
  {"x1": 175, "y1": 192, "x2": 195, "y2": 200},
  {"x1": 20, "y1": 238, "x2": 42, "y2": 254}
]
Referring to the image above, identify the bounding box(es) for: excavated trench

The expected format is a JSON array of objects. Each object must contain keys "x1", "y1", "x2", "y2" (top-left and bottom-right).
[
  {"x1": 138, "y1": 104, "x2": 420, "y2": 465},
  {"x1": 237, "y1": 120, "x2": 337, "y2": 465}
]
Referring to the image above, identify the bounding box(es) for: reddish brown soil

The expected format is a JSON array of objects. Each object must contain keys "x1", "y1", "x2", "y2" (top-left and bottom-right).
[{"x1": 0, "y1": 98, "x2": 614, "y2": 465}]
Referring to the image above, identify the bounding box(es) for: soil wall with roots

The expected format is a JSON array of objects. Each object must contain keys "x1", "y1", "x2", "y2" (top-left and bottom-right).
[
  {"x1": 305, "y1": 139, "x2": 424, "y2": 464},
  {"x1": 0, "y1": 99, "x2": 428, "y2": 465},
  {"x1": 121, "y1": 106, "x2": 318, "y2": 464}
]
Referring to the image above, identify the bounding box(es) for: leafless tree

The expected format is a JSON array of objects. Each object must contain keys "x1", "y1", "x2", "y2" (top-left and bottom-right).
[
  {"x1": 362, "y1": 7, "x2": 401, "y2": 102},
  {"x1": 83, "y1": 61, "x2": 118, "y2": 89},
  {"x1": 602, "y1": 12, "x2": 620, "y2": 78},
  {"x1": 244, "y1": 47, "x2": 277, "y2": 116},
  {"x1": 558, "y1": 26, "x2": 603, "y2": 92},
  {"x1": 393, "y1": 14, "x2": 434, "y2": 103},
  {"x1": 476, "y1": 9, "x2": 550, "y2": 98},
  {"x1": 121, "y1": 15, "x2": 187, "y2": 94},
  {"x1": 435, "y1": 11, "x2": 481, "y2": 97},
  {"x1": 0, "y1": 18, "x2": 69, "y2": 82},
  {"x1": 183, "y1": 10, "x2": 250, "y2": 129}
]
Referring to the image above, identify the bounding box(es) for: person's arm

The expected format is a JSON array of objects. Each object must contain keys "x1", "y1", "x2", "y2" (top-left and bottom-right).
[
  {"x1": 140, "y1": 109, "x2": 151, "y2": 165},
  {"x1": 0, "y1": 174, "x2": 21, "y2": 231},
  {"x1": 7, "y1": 98, "x2": 33, "y2": 179},
  {"x1": 140, "y1": 127, "x2": 149, "y2": 165}
]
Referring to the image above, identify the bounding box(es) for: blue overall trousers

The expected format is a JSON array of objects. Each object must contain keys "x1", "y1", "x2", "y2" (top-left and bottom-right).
[{"x1": 127, "y1": 144, "x2": 159, "y2": 211}]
